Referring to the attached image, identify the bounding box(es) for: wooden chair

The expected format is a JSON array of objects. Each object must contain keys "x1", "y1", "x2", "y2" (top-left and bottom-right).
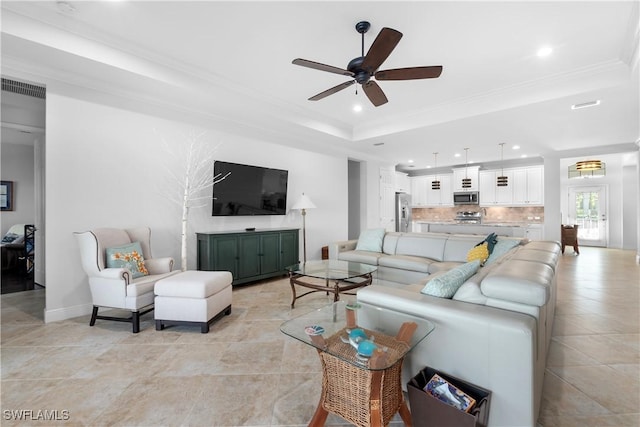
[{"x1": 561, "y1": 224, "x2": 579, "y2": 254}]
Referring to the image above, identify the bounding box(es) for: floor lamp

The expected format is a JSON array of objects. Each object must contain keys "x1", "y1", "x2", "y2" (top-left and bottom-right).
[{"x1": 292, "y1": 193, "x2": 316, "y2": 263}]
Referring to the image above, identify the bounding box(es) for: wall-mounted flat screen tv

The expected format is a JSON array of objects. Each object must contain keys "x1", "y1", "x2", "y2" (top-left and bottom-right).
[{"x1": 212, "y1": 161, "x2": 288, "y2": 216}]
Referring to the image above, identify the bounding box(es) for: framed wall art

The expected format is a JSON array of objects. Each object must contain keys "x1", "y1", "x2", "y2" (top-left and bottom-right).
[{"x1": 1, "y1": 181, "x2": 14, "y2": 211}]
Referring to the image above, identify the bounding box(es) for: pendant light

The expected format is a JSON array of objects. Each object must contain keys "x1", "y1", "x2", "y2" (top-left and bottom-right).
[
  {"x1": 431, "y1": 152, "x2": 440, "y2": 190},
  {"x1": 497, "y1": 143, "x2": 508, "y2": 187},
  {"x1": 461, "y1": 148, "x2": 472, "y2": 189}
]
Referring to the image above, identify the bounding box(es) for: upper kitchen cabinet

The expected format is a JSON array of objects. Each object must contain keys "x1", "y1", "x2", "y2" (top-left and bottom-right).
[
  {"x1": 512, "y1": 165, "x2": 544, "y2": 205},
  {"x1": 410, "y1": 174, "x2": 453, "y2": 207},
  {"x1": 452, "y1": 166, "x2": 480, "y2": 192},
  {"x1": 479, "y1": 170, "x2": 514, "y2": 206},
  {"x1": 395, "y1": 172, "x2": 410, "y2": 193},
  {"x1": 410, "y1": 176, "x2": 428, "y2": 206},
  {"x1": 426, "y1": 173, "x2": 453, "y2": 206}
]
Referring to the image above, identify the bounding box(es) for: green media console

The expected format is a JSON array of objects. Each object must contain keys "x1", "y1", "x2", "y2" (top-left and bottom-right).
[{"x1": 196, "y1": 228, "x2": 299, "y2": 285}]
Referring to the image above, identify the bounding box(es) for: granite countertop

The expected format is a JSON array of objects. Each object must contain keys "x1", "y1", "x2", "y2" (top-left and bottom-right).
[{"x1": 414, "y1": 221, "x2": 542, "y2": 227}]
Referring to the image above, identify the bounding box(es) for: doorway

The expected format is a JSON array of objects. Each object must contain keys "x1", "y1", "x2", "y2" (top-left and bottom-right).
[{"x1": 567, "y1": 185, "x2": 608, "y2": 247}]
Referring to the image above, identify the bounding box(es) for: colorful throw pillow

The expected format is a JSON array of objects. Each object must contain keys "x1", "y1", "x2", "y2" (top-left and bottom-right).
[
  {"x1": 355, "y1": 228, "x2": 386, "y2": 252},
  {"x1": 421, "y1": 260, "x2": 481, "y2": 298},
  {"x1": 485, "y1": 238, "x2": 521, "y2": 265},
  {"x1": 480, "y1": 232, "x2": 498, "y2": 254},
  {"x1": 467, "y1": 242, "x2": 489, "y2": 264},
  {"x1": 105, "y1": 241, "x2": 149, "y2": 279}
]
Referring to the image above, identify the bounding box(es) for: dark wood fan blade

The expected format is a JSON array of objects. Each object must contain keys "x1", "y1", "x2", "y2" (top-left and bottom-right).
[
  {"x1": 361, "y1": 27, "x2": 403, "y2": 74},
  {"x1": 292, "y1": 58, "x2": 353, "y2": 76},
  {"x1": 362, "y1": 81, "x2": 388, "y2": 107},
  {"x1": 375, "y1": 66, "x2": 443, "y2": 80},
  {"x1": 308, "y1": 80, "x2": 355, "y2": 101}
]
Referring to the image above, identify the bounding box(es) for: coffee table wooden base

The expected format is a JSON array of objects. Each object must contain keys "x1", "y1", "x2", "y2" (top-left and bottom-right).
[{"x1": 289, "y1": 272, "x2": 372, "y2": 308}]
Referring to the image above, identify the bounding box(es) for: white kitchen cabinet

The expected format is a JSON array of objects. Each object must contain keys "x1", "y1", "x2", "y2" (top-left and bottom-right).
[
  {"x1": 395, "y1": 172, "x2": 410, "y2": 193},
  {"x1": 512, "y1": 166, "x2": 544, "y2": 205},
  {"x1": 479, "y1": 170, "x2": 513, "y2": 205},
  {"x1": 452, "y1": 166, "x2": 480, "y2": 192},
  {"x1": 426, "y1": 173, "x2": 453, "y2": 206},
  {"x1": 409, "y1": 176, "x2": 428, "y2": 206}
]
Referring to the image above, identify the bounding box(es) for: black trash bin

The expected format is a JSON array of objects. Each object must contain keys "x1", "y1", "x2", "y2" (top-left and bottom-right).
[{"x1": 407, "y1": 366, "x2": 491, "y2": 427}]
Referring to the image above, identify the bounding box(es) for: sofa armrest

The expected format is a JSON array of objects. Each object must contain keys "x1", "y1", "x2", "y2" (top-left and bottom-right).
[
  {"x1": 329, "y1": 239, "x2": 358, "y2": 259},
  {"x1": 144, "y1": 257, "x2": 174, "y2": 274},
  {"x1": 95, "y1": 267, "x2": 130, "y2": 283}
]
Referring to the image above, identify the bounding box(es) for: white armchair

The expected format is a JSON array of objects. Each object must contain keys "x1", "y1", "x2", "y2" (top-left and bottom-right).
[{"x1": 74, "y1": 227, "x2": 177, "y2": 333}]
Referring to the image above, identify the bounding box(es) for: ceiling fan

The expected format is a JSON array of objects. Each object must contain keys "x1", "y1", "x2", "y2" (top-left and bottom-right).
[{"x1": 292, "y1": 21, "x2": 443, "y2": 107}]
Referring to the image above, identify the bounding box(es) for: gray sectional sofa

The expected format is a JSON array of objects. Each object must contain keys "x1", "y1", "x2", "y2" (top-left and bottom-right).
[{"x1": 329, "y1": 231, "x2": 560, "y2": 427}]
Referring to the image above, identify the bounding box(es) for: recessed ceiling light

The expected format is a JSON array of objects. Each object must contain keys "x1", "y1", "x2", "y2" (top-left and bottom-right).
[
  {"x1": 571, "y1": 100, "x2": 601, "y2": 110},
  {"x1": 537, "y1": 46, "x2": 553, "y2": 57},
  {"x1": 512, "y1": 145, "x2": 520, "y2": 150},
  {"x1": 408, "y1": 159, "x2": 414, "y2": 164},
  {"x1": 426, "y1": 165, "x2": 432, "y2": 169},
  {"x1": 353, "y1": 104, "x2": 363, "y2": 112},
  {"x1": 454, "y1": 153, "x2": 461, "y2": 158},
  {"x1": 521, "y1": 154, "x2": 528, "y2": 158}
]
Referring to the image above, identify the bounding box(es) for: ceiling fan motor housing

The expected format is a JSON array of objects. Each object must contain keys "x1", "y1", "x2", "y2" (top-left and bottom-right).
[{"x1": 347, "y1": 57, "x2": 371, "y2": 84}]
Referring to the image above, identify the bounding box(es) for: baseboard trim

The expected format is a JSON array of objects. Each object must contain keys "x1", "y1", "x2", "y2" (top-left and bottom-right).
[{"x1": 44, "y1": 302, "x2": 93, "y2": 323}]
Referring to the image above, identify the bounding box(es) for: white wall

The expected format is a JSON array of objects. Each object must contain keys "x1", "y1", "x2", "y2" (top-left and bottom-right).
[
  {"x1": 45, "y1": 92, "x2": 352, "y2": 322},
  {"x1": 0, "y1": 143, "x2": 35, "y2": 235}
]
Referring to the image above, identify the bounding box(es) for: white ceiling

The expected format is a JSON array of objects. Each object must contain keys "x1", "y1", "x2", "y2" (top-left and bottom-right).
[{"x1": 1, "y1": 1, "x2": 638, "y2": 170}]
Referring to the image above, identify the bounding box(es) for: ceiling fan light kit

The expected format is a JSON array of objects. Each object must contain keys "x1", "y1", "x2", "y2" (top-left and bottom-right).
[{"x1": 292, "y1": 20, "x2": 443, "y2": 107}]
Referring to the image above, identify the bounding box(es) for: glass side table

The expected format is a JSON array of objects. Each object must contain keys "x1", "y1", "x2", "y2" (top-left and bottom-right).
[{"x1": 280, "y1": 301, "x2": 435, "y2": 427}]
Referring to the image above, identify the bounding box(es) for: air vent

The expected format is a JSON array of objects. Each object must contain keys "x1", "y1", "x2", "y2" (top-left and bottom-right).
[{"x1": 1, "y1": 78, "x2": 46, "y2": 99}]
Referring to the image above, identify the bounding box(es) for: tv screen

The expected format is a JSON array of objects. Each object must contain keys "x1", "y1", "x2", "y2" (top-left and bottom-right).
[{"x1": 212, "y1": 161, "x2": 288, "y2": 216}]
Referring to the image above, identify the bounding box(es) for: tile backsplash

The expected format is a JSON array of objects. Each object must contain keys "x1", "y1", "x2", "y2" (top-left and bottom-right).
[{"x1": 412, "y1": 206, "x2": 544, "y2": 223}]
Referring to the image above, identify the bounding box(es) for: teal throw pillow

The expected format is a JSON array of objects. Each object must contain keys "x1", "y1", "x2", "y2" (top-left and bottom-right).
[
  {"x1": 355, "y1": 228, "x2": 386, "y2": 252},
  {"x1": 421, "y1": 260, "x2": 481, "y2": 298},
  {"x1": 485, "y1": 238, "x2": 521, "y2": 265},
  {"x1": 105, "y1": 241, "x2": 149, "y2": 279}
]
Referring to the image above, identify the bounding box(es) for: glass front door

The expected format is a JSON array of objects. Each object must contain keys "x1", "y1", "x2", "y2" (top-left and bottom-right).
[{"x1": 567, "y1": 185, "x2": 608, "y2": 247}]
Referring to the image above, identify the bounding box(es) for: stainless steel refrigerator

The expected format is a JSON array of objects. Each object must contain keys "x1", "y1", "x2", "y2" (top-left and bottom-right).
[{"x1": 395, "y1": 192, "x2": 412, "y2": 232}]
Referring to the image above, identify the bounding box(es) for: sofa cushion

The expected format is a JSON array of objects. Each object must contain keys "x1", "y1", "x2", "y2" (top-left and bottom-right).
[
  {"x1": 511, "y1": 248, "x2": 559, "y2": 270},
  {"x1": 421, "y1": 260, "x2": 481, "y2": 298},
  {"x1": 338, "y1": 250, "x2": 384, "y2": 265},
  {"x1": 395, "y1": 234, "x2": 448, "y2": 261},
  {"x1": 106, "y1": 241, "x2": 149, "y2": 279},
  {"x1": 443, "y1": 236, "x2": 484, "y2": 262},
  {"x1": 481, "y1": 260, "x2": 553, "y2": 306},
  {"x1": 378, "y1": 254, "x2": 433, "y2": 273},
  {"x1": 382, "y1": 233, "x2": 403, "y2": 255},
  {"x1": 356, "y1": 228, "x2": 386, "y2": 252}
]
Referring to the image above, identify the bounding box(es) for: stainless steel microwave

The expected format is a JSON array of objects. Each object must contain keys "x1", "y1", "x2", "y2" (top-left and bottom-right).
[{"x1": 453, "y1": 191, "x2": 480, "y2": 205}]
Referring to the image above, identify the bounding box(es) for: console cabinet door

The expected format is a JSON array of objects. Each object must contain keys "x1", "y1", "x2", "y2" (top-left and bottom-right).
[
  {"x1": 279, "y1": 230, "x2": 299, "y2": 268},
  {"x1": 259, "y1": 233, "x2": 280, "y2": 275},
  {"x1": 197, "y1": 234, "x2": 238, "y2": 278},
  {"x1": 238, "y1": 235, "x2": 260, "y2": 279}
]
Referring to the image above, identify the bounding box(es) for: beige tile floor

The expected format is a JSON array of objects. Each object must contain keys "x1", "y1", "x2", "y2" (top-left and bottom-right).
[{"x1": 1, "y1": 247, "x2": 638, "y2": 426}]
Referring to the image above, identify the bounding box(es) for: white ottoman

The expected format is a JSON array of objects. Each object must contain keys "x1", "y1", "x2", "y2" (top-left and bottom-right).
[{"x1": 154, "y1": 270, "x2": 232, "y2": 333}]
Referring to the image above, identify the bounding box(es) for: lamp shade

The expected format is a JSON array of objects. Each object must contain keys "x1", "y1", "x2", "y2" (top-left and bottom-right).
[{"x1": 292, "y1": 193, "x2": 316, "y2": 210}]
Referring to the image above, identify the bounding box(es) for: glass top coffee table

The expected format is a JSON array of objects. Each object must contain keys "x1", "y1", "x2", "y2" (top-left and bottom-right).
[
  {"x1": 280, "y1": 301, "x2": 435, "y2": 427},
  {"x1": 286, "y1": 260, "x2": 377, "y2": 308}
]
